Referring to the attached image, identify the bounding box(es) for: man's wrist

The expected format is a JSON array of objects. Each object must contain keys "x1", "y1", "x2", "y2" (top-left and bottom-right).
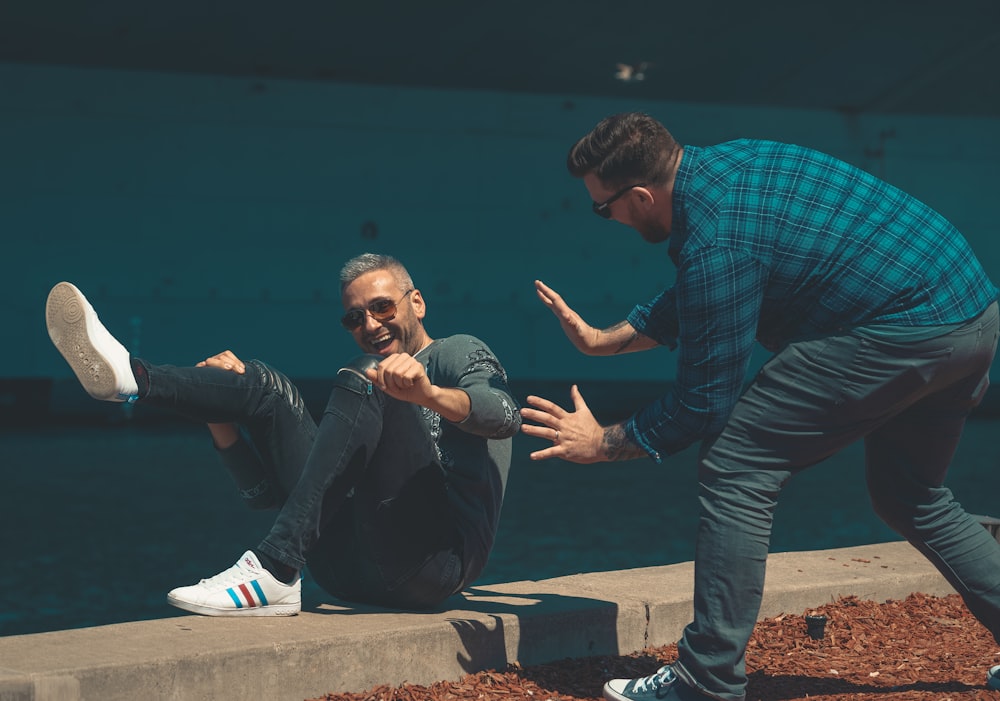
[{"x1": 601, "y1": 424, "x2": 646, "y2": 461}]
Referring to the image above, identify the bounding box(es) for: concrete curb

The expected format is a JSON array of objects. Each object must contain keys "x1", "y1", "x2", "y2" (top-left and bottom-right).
[{"x1": 0, "y1": 541, "x2": 955, "y2": 701}]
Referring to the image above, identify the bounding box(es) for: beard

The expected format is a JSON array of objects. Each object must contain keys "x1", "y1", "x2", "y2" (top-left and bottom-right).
[
  {"x1": 636, "y1": 220, "x2": 671, "y2": 243},
  {"x1": 630, "y1": 207, "x2": 671, "y2": 243}
]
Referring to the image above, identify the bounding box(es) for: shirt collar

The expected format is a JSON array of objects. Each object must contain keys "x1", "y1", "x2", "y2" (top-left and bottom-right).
[{"x1": 667, "y1": 145, "x2": 695, "y2": 266}]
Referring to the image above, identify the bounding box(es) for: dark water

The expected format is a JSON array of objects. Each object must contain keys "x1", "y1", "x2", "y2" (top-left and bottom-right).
[{"x1": 3, "y1": 389, "x2": 999, "y2": 638}]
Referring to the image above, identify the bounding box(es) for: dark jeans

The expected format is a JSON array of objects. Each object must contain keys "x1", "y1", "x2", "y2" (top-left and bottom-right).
[
  {"x1": 138, "y1": 356, "x2": 463, "y2": 609},
  {"x1": 673, "y1": 302, "x2": 1000, "y2": 701}
]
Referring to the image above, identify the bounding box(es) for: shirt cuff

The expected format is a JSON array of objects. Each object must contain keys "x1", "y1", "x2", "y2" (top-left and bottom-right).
[{"x1": 624, "y1": 415, "x2": 663, "y2": 464}]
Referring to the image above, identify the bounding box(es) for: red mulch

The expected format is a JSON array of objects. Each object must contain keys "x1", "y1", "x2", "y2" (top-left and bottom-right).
[{"x1": 309, "y1": 593, "x2": 1000, "y2": 700}]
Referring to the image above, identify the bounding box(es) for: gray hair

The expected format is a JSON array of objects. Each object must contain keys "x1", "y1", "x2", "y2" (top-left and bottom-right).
[{"x1": 338, "y1": 253, "x2": 414, "y2": 293}]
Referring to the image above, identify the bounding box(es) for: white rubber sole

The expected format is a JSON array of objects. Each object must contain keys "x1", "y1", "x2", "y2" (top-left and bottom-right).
[
  {"x1": 45, "y1": 281, "x2": 131, "y2": 402},
  {"x1": 166, "y1": 593, "x2": 300, "y2": 617}
]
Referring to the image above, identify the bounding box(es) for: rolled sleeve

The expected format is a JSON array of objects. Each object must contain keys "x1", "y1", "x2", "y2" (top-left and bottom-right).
[{"x1": 627, "y1": 288, "x2": 680, "y2": 350}]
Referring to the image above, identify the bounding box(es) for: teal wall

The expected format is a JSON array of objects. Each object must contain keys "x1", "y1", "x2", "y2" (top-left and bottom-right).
[{"x1": 4, "y1": 63, "x2": 1000, "y2": 384}]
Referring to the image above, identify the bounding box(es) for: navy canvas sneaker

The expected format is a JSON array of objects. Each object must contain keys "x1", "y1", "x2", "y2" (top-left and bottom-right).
[{"x1": 604, "y1": 664, "x2": 703, "y2": 701}]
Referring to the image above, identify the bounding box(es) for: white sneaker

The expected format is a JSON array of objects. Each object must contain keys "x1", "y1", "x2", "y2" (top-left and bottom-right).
[
  {"x1": 45, "y1": 281, "x2": 139, "y2": 402},
  {"x1": 167, "y1": 551, "x2": 301, "y2": 617}
]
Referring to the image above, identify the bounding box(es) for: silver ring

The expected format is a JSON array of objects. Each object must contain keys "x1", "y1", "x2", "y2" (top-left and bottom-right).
[{"x1": 554, "y1": 430, "x2": 560, "y2": 442}]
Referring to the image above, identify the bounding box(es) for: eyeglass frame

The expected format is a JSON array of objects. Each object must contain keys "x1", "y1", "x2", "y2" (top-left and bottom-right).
[
  {"x1": 592, "y1": 182, "x2": 646, "y2": 219},
  {"x1": 340, "y1": 289, "x2": 414, "y2": 331}
]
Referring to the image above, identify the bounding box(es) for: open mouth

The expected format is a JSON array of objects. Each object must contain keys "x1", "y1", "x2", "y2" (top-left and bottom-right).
[{"x1": 369, "y1": 332, "x2": 394, "y2": 354}]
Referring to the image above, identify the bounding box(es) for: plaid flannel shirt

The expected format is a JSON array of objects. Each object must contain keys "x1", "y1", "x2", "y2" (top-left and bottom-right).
[{"x1": 625, "y1": 140, "x2": 997, "y2": 460}]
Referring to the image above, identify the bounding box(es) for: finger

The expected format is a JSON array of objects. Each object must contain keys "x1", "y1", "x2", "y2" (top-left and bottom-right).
[
  {"x1": 523, "y1": 394, "x2": 569, "y2": 418},
  {"x1": 202, "y1": 352, "x2": 245, "y2": 374},
  {"x1": 222, "y1": 350, "x2": 246, "y2": 372},
  {"x1": 226, "y1": 354, "x2": 246, "y2": 373},
  {"x1": 519, "y1": 407, "x2": 557, "y2": 427},
  {"x1": 379, "y1": 360, "x2": 415, "y2": 390},
  {"x1": 520, "y1": 421, "x2": 556, "y2": 439},
  {"x1": 534, "y1": 280, "x2": 555, "y2": 307},
  {"x1": 537, "y1": 280, "x2": 569, "y2": 308},
  {"x1": 391, "y1": 371, "x2": 416, "y2": 389},
  {"x1": 535, "y1": 279, "x2": 558, "y2": 299},
  {"x1": 528, "y1": 445, "x2": 561, "y2": 461},
  {"x1": 370, "y1": 357, "x2": 393, "y2": 387},
  {"x1": 570, "y1": 384, "x2": 588, "y2": 410}
]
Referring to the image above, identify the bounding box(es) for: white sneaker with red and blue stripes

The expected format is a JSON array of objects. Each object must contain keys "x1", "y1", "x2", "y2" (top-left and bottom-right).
[{"x1": 167, "y1": 551, "x2": 300, "y2": 616}]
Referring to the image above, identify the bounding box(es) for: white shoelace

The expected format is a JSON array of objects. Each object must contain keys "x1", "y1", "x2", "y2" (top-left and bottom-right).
[
  {"x1": 197, "y1": 561, "x2": 251, "y2": 588},
  {"x1": 631, "y1": 665, "x2": 677, "y2": 693}
]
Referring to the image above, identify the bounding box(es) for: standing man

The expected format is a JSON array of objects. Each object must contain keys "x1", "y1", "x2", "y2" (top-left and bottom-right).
[
  {"x1": 520, "y1": 112, "x2": 1000, "y2": 700},
  {"x1": 47, "y1": 252, "x2": 520, "y2": 616}
]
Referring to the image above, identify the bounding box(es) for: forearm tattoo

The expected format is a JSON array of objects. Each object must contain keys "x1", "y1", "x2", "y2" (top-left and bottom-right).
[
  {"x1": 601, "y1": 425, "x2": 647, "y2": 461},
  {"x1": 614, "y1": 331, "x2": 639, "y2": 354},
  {"x1": 605, "y1": 321, "x2": 639, "y2": 354}
]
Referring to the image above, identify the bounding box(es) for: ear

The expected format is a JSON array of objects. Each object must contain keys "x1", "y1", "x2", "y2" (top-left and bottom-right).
[
  {"x1": 632, "y1": 185, "x2": 655, "y2": 208},
  {"x1": 410, "y1": 289, "x2": 427, "y2": 320}
]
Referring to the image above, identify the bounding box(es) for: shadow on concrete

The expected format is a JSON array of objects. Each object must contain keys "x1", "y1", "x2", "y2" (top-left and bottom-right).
[{"x1": 302, "y1": 585, "x2": 624, "y2": 677}]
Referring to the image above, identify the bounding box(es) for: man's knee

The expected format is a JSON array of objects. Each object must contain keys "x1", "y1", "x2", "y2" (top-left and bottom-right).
[
  {"x1": 334, "y1": 354, "x2": 382, "y2": 393},
  {"x1": 248, "y1": 359, "x2": 306, "y2": 419}
]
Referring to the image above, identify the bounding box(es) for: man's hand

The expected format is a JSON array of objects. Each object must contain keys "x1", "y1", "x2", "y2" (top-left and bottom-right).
[
  {"x1": 366, "y1": 353, "x2": 432, "y2": 403},
  {"x1": 197, "y1": 350, "x2": 246, "y2": 374},
  {"x1": 534, "y1": 280, "x2": 656, "y2": 356},
  {"x1": 520, "y1": 385, "x2": 606, "y2": 463},
  {"x1": 534, "y1": 280, "x2": 601, "y2": 354},
  {"x1": 366, "y1": 353, "x2": 471, "y2": 423}
]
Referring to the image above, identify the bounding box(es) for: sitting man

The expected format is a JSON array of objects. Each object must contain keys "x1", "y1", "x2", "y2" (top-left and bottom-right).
[{"x1": 46, "y1": 252, "x2": 521, "y2": 616}]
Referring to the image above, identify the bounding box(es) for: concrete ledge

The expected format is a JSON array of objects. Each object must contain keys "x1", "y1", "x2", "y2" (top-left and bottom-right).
[{"x1": 0, "y1": 541, "x2": 954, "y2": 701}]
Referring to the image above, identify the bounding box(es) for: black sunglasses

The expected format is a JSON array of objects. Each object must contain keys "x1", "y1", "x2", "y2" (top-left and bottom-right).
[
  {"x1": 340, "y1": 289, "x2": 413, "y2": 331},
  {"x1": 592, "y1": 183, "x2": 646, "y2": 219}
]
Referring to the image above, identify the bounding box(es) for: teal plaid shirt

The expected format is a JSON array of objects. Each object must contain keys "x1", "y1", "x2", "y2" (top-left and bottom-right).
[{"x1": 625, "y1": 140, "x2": 997, "y2": 460}]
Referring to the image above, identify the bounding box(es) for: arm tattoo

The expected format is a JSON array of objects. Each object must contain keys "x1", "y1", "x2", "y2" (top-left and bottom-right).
[
  {"x1": 604, "y1": 321, "x2": 639, "y2": 354},
  {"x1": 613, "y1": 330, "x2": 639, "y2": 354},
  {"x1": 601, "y1": 424, "x2": 647, "y2": 462}
]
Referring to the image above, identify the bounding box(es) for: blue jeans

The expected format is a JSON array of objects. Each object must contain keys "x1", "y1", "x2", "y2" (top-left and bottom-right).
[
  {"x1": 673, "y1": 302, "x2": 1000, "y2": 701},
  {"x1": 138, "y1": 357, "x2": 463, "y2": 609}
]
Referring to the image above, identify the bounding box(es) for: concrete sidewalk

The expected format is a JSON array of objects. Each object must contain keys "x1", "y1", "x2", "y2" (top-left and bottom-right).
[{"x1": 0, "y1": 541, "x2": 956, "y2": 701}]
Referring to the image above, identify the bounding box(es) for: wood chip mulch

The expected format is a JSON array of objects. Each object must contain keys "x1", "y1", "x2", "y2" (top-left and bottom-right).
[{"x1": 310, "y1": 592, "x2": 1000, "y2": 701}]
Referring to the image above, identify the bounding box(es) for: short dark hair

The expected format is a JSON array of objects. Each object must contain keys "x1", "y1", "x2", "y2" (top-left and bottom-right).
[
  {"x1": 566, "y1": 112, "x2": 681, "y2": 188},
  {"x1": 339, "y1": 253, "x2": 414, "y2": 294}
]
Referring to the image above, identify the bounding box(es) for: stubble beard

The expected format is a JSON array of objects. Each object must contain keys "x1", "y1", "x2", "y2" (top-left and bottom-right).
[{"x1": 637, "y1": 221, "x2": 670, "y2": 244}]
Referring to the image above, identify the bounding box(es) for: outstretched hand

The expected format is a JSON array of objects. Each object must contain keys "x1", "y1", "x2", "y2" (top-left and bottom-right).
[
  {"x1": 520, "y1": 384, "x2": 605, "y2": 463},
  {"x1": 534, "y1": 280, "x2": 599, "y2": 354}
]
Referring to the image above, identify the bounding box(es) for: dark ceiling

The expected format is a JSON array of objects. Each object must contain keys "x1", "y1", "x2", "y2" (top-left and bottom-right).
[{"x1": 2, "y1": 1, "x2": 999, "y2": 118}]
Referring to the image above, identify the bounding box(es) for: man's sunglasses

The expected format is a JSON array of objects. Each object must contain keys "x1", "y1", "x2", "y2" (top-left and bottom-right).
[
  {"x1": 340, "y1": 289, "x2": 413, "y2": 331},
  {"x1": 592, "y1": 183, "x2": 646, "y2": 219}
]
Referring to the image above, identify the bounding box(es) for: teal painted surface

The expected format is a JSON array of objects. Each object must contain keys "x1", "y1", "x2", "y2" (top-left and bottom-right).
[{"x1": 4, "y1": 63, "x2": 1000, "y2": 383}]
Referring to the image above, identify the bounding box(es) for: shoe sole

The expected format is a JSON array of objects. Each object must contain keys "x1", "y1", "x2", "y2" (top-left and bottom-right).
[
  {"x1": 46, "y1": 282, "x2": 124, "y2": 401},
  {"x1": 167, "y1": 593, "x2": 300, "y2": 617}
]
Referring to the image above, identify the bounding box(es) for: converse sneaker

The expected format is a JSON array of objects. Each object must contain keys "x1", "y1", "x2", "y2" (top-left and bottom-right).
[
  {"x1": 988, "y1": 664, "x2": 1000, "y2": 691},
  {"x1": 45, "y1": 281, "x2": 139, "y2": 402},
  {"x1": 167, "y1": 550, "x2": 301, "y2": 616},
  {"x1": 604, "y1": 664, "x2": 702, "y2": 701}
]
